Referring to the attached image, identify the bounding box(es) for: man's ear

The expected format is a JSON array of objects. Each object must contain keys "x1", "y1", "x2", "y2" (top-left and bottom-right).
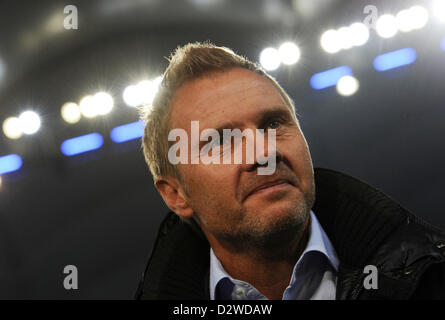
[{"x1": 155, "y1": 176, "x2": 194, "y2": 219}]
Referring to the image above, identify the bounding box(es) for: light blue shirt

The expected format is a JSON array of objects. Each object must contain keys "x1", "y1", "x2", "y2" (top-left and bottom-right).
[{"x1": 209, "y1": 210, "x2": 339, "y2": 300}]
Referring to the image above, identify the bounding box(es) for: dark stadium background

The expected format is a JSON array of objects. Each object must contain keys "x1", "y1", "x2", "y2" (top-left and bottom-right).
[{"x1": 0, "y1": 0, "x2": 444, "y2": 298}]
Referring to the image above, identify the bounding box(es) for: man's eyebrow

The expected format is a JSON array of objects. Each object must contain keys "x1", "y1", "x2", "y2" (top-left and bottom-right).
[
  {"x1": 256, "y1": 106, "x2": 294, "y2": 126},
  {"x1": 198, "y1": 105, "x2": 293, "y2": 146}
]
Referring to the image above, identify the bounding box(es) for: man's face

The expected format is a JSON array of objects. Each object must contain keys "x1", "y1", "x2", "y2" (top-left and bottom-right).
[{"x1": 168, "y1": 67, "x2": 315, "y2": 249}]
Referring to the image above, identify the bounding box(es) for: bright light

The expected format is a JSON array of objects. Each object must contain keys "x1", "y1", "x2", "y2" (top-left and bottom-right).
[
  {"x1": 396, "y1": 9, "x2": 415, "y2": 32},
  {"x1": 61, "y1": 133, "x2": 104, "y2": 156},
  {"x1": 396, "y1": 6, "x2": 429, "y2": 32},
  {"x1": 94, "y1": 92, "x2": 114, "y2": 115},
  {"x1": 0, "y1": 154, "x2": 23, "y2": 175},
  {"x1": 110, "y1": 121, "x2": 144, "y2": 143},
  {"x1": 137, "y1": 80, "x2": 158, "y2": 105},
  {"x1": 373, "y1": 48, "x2": 417, "y2": 72},
  {"x1": 349, "y1": 23, "x2": 369, "y2": 47},
  {"x1": 278, "y1": 42, "x2": 301, "y2": 65},
  {"x1": 433, "y1": 0, "x2": 445, "y2": 22},
  {"x1": 337, "y1": 27, "x2": 353, "y2": 50},
  {"x1": 2, "y1": 117, "x2": 23, "y2": 139},
  {"x1": 79, "y1": 95, "x2": 98, "y2": 118},
  {"x1": 320, "y1": 29, "x2": 341, "y2": 54},
  {"x1": 259, "y1": 47, "x2": 281, "y2": 71},
  {"x1": 409, "y1": 6, "x2": 429, "y2": 30},
  {"x1": 336, "y1": 76, "x2": 359, "y2": 96},
  {"x1": 123, "y1": 76, "x2": 162, "y2": 108},
  {"x1": 61, "y1": 102, "x2": 81, "y2": 124},
  {"x1": 310, "y1": 66, "x2": 353, "y2": 90},
  {"x1": 376, "y1": 14, "x2": 398, "y2": 38},
  {"x1": 123, "y1": 84, "x2": 142, "y2": 107},
  {"x1": 19, "y1": 111, "x2": 41, "y2": 135}
]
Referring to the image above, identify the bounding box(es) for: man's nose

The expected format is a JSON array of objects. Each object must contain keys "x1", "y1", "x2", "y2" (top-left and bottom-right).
[{"x1": 239, "y1": 129, "x2": 282, "y2": 173}]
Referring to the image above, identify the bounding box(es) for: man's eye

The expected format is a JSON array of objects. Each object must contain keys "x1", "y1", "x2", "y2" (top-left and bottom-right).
[{"x1": 267, "y1": 120, "x2": 282, "y2": 129}]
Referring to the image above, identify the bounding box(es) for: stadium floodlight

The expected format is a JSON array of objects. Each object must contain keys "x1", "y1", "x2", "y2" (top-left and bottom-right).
[
  {"x1": 123, "y1": 84, "x2": 142, "y2": 107},
  {"x1": 2, "y1": 117, "x2": 23, "y2": 139},
  {"x1": 376, "y1": 14, "x2": 398, "y2": 38},
  {"x1": 19, "y1": 111, "x2": 41, "y2": 135},
  {"x1": 260, "y1": 47, "x2": 281, "y2": 71},
  {"x1": 320, "y1": 29, "x2": 341, "y2": 54},
  {"x1": 94, "y1": 92, "x2": 114, "y2": 116},
  {"x1": 349, "y1": 22, "x2": 370, "y2": 47},
  {"x1": 396, "y1": 9, "x2": 415, "y2": 32},
  {"x1": 336, "y1": 75, "x2": 359, "y2": 96},
  {"x1": 409, "y1": 6, "x2": 429, "y2": 30},
  {"x1": 61, "y1": 102, "x2": 81, "y2": 124},
  {"x1": 137, "y1": 80, "x2": 158, "y2": 105},
  {"x1": 337, "y1": 27, "x2": 354, "y2": 50},
  {"x1": 433, "y1": 0, "x2": 445, "y2": 22},
  {"x1": 278, "y1": 42, "x2": 301, "y2": 65},
  {"x1": 79, "y1": 95, "x2": 98, "y2": 118}
]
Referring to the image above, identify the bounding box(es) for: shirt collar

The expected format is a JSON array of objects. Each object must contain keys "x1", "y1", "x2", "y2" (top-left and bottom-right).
[{"x1": 209, "y1": 210, "x2": 339, "y2": 300}]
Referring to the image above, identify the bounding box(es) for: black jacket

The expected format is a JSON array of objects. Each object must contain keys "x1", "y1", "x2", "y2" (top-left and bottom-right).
[{"x1": 136, "y1": 168, "x2": 445, "y2": 300}]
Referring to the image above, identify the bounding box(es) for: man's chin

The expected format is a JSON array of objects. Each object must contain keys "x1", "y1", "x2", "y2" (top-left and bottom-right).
[{"x1": 240, "y1": 199, "x2": 309, "y2": 246}]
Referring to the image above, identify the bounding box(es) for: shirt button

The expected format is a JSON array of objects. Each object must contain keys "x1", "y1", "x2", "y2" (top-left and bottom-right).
[
  {"x1": 435, "y1": 241, "x2": 445, "y2": 249},
  {"x1": 403, "y1": 268, "x2": 413, "y2": 275},
  {"x1": 235, "y1": 288, "x2": 246, "y2": 296}
]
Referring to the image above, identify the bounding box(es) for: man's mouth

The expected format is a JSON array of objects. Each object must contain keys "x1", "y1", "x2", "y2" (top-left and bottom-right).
[{"x1": 245, "y1": 179, "x2": 293, "y2": 199}]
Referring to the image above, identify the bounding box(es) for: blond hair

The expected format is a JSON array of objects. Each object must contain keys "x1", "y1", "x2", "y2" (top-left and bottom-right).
[{"x1": 140, "y1": 41, "x2": 297, "y2": 181}]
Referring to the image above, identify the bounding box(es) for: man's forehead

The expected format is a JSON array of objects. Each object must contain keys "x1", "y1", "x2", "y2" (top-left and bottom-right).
[{"x1": 170, "y1": 68, "x2": 287, "y2": 130}]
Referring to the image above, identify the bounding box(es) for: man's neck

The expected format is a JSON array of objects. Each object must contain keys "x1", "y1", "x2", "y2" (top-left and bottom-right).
[{"x1": 207, "y1": 216, "x2": 310, "y2": 300}]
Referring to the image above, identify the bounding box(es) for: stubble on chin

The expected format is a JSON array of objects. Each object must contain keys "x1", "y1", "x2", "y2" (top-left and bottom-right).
[{"x1": 206, "y1": 193, "x2": 313, "y2": 260}]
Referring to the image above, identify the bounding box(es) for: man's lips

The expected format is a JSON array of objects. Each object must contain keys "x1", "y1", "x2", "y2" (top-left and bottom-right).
[{"x1": 245, "y1": 179, "x2": 293, "y2": 199}]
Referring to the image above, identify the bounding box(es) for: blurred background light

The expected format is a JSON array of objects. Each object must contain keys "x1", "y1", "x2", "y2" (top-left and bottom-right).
[
  {"x1": 396, "y1": 9, "x2": 415, "y2": 32},
  {"x1": 19, "y1": 111, "x2": 41, "y2": 135},
  {"x1": 310, "y1": 66, "x2": 353, "y2": 90},
  {"x1": 348, "y1": 22, "x2": 369, "y2": 47},
  {"x1": 441, "y1": 37, "x2": 445, "y2": 51},
  {"x1": 79, "y1": 95, "x2": 98, "y2": 118},
  {"x1": 373, "y1": 48, "x2": 417, "y2": 72},
  {"x1": 0, "y1": 154, "x2": 23, "y2": 175},
  {"x1": 337, "y1": 26, "x2": 353, "y2": 50},
  {"x1": 94, "y1": 92, "x2": 114, "y2": 116},
  {"x1": 396, "y1": 6, "x2": 428, "y2": 33},
  {"x1": 409, "y1": 6, "x2": 429, "y2": 30},
  {"x1": 320, "y1": 29, "x2": 341, "y2": 54},
  {"x1": 123, "y1": 84, "x2": 141, "y2": 107},
  {"x1": 259, "y1": 47, "x2": 281, "y2": 70},
  {"x1": 2, "y1": 117, "x2": 23, "y2": 139},
  {"x1": 110, "y1": 121, "x2": 144, "y2": 143},
  {"x1": 61, "y1": 133, "x2": 104, "y2": 156},
  {"x1": 434, "y1": 0, "x2": 445, "y2": 22},
  {"x1": 376, "y1": 14, "x2": 398, "y2": 38},
  {"x1": 278, "y1": 42, "x2": 300, "y2": 65},
  {"x1": 137, "y1": 80, "x2": 158, "y2": 105},
  {"x1": 123, "y1": 76, "x2": 162, "y2": 107},
  {"x1": 61, "y1": 102, "x2": 81, "y2": 124},
  {"x1": 336, "y1": 75, "x2": 359, "y2": 96}
]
